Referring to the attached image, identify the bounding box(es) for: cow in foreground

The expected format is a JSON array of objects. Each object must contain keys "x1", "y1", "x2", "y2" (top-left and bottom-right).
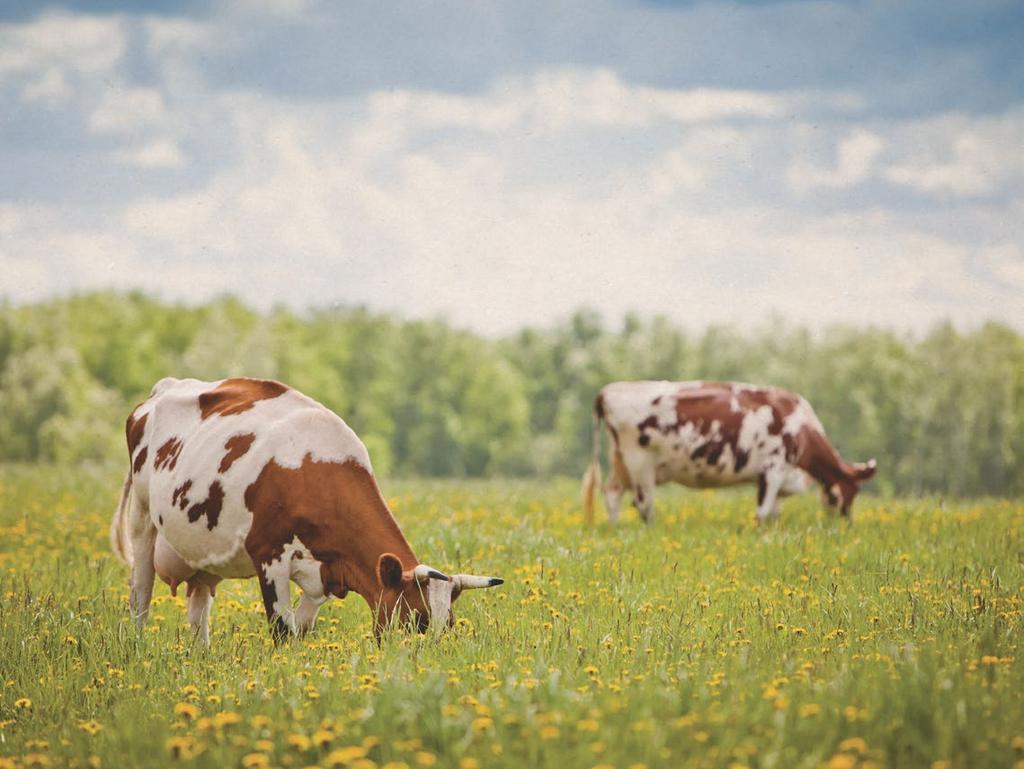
[
  {"x1": 111, "y1": 377, "x2": 503, "y2": 645},
  {"x1": 582, "y1": 380, "x2": 876, "y2": 525}
]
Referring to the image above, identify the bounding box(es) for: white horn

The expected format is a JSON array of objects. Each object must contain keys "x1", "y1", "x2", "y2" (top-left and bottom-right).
[
  {"x1": 452, "y1": 574, "x2": 504, "y2": 590},
  {"x1": 413, "y1": 564, "x2": 450, "y2": 583}
]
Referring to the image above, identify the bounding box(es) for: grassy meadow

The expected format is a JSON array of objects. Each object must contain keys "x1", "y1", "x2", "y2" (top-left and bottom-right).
[{"x1": 0, "y1": 465, "x2": 1021, "y2": 769}]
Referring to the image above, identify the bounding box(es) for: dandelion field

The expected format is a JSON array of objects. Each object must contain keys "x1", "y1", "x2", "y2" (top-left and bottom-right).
[{"x1": 0, "y1": 465, "x2": 1021, "y2": 769}]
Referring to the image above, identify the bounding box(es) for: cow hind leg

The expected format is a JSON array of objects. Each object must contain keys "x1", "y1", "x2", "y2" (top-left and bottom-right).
[
  {"x1": 604, "y1": 447, "x2": 629, "y2": 524},
  {"x1": 604, "y1": 478, "x2": 624, "y2": 524},
  {"x1": 634, "y1": 482, "x2": 655, "y2": 524},
  {"x1": 623, "y1": 451, "x2": 656, "y2": 524},
  {"x1": 127, "y1": 501, "x2": 157, "y2": 628},
  {"x1": 756, "y1": 468, "x2": 784, "y2": 525}
]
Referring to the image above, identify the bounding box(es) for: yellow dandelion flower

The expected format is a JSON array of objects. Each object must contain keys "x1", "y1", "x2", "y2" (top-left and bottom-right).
[
  {"x1": 839, "y1": 738, "x2": 869, "y2": 754},
  {"x1": 14, "y1": 697, "x2": 32, "y2": 709},
  {"x1": 459, "y1": 759, "x2": 480, "y2": 769},
  {"x1": 540, "y1": 726, "x2": 560, "y2": 740},
  {"x1": 242, "y1": 754, "x2": 271, "y2": 768},
  {"x1": 213, "y1": 711, "x2": 242, "y2": 728},
  {"x1": 166, "y1": 736, "x2": 195, "y2": 760},
  {"x1": 287, "y1": 734, "x2": 312, "y2": 752},
  {"x1": 471, "y1": 717, "x2": 493, "y2": 733},
  {"x1": 77, "y1": 720, "x2": 103, "y2": 735},
  {"x1": 326, "y1": 745, "x2": 367, "y2": 766},
  {"x1": 825, "y1": 755, "x2": 857, "y2": 769},
  {"x1": 577, "y1": 719, "x2": 600, "y2": 732},
  {"x1": 23, "y1": 755, "x2": 50, "y2": 768},
  {"x1": 381, "y1": 763, "x2": 410, "y2": 769},
  {"x1": 173, "y1": 702, "x2": 200, "y2": 720},
  {"x1": 250, "y1": 715, "x2": 272, "y2": 730},
  {"x1": 799, "y1": 703, "x2": 821, "y2": 718},
  {"x1": 414, "y1": 752, "x2": 437, "y2": 767},
  {"x1": 313, "y1": 729, "x2": 335, "y2": 747}
]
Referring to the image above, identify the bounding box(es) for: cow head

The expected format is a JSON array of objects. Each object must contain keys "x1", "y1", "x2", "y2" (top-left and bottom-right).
[
  {"x1": 821, "y1": 459, "x2": 877, "y2": 517},
  {"x1": 374, "y1": 553, "x2": 503, "y2": 635}
]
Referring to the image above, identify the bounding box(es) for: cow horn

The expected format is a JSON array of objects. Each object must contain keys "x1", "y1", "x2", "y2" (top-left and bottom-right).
[
  {"x1": 412, "y1": 564, "x2": 450, "y2": 582},
  {"x1": 452, "y1": 574, "x2": 504, "y2": 590}
]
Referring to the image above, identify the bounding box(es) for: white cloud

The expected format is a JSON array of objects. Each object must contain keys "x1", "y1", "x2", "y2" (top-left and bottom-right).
[
  {"x1": 1, "y1": 16, "x2": 1022, "y2": 337},
  {"x1": 787, "y1": 129, "x2": 885, "y2": 191},
  {"x1": 0, "y1": 13, "x2": 125, "y2": 106},
  {"x1": 113, "y1": 138, "x2": 186, "y2": 169},
  {"x1": 90, "y1": 86, "x2": 171, "y2": 134},
  {"x1": 882, "y1": 110, "x2": 1024, "y2": 197}
]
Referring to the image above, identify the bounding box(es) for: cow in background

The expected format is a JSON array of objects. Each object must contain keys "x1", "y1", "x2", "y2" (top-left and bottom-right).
[{"x1": 582, "y1": 380, "x2": 876, "y2": 525}]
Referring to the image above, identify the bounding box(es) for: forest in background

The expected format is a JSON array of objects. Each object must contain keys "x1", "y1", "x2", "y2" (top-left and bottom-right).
[{"x1": 0, "y1": 292, "x2": 1021, "y2": 496}]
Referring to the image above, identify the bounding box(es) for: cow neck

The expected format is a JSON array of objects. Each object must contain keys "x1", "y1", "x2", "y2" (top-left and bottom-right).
[
  {"x1": 322, "y1": 461, "x2": 420, "y2": 605},
  {"x1": 796, "y1": 427, "x2": 851, "y2": 486}
]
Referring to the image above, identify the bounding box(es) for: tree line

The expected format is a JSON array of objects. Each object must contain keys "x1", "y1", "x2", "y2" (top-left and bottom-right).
[{"x1": 1, "y1": 292, "x2": 1021, "y2": 496}]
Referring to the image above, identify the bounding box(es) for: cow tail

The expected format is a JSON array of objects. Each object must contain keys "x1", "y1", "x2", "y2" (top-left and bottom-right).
[
  {"x1": 581, "y1": 395, "x2": 604, "y2": 525},
  {"x1": 110, "y1": 470, "x2": 134, "y2": 566}
]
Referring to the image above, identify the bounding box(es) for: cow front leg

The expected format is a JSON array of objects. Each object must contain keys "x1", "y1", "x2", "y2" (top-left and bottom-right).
[
  {"x1": 255, "y1": 562, "x2": 295, "y2": 643},
  {"x1": 291, "y1": 565, "x2": 329, "y2": 636},
  {"x1": 756, "y1": 469, "x2": 784, "y2": 525},
  {"x1": 293, "y1": 594, "x2": 326, "y2": 636}
]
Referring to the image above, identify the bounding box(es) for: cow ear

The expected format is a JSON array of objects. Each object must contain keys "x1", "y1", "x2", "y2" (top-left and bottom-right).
[{"x1": 376, "y1": 552, "x2": 405, "y2": 589}]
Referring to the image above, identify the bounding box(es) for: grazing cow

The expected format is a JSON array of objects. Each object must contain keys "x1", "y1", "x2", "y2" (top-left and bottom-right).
[
  {"x1": 582, "y1": 380, "x2": 876, "y2": 525},
  {"x1": 111, "y1": 377, "x2": 503, "y2": 645}
]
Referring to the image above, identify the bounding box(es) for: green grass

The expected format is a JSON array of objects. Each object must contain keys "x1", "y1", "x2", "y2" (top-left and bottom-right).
[{"x1": 0, "y1": 465, "x2": 1021, "y2": 769}]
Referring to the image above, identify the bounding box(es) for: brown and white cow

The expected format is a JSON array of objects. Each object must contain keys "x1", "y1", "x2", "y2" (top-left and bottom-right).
[
  {"x1": 582, "y1": 380, "x2": 876, "y2": 525},
  {"x1": 111, "y1": 377, "x2": 503, "y2": 645}
]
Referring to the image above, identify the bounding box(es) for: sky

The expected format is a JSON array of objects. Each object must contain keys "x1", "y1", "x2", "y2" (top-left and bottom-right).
[{"x1": 1, "y1": 0, "x2": 1022, "y2": 335}]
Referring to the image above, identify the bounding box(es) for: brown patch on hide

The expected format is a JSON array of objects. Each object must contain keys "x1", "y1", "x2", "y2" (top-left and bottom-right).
[
  {"x1": 172, "y1": 479, "x2": 193, "y2": 511},
  {"x1": 186, "y1": 481, "x2": 225, "y2": 530},
  {"x1": 154, "y1": 437, "x2": 184, "y2": 472},
  {"x1": 199, "y1": 378, "x2": 288, "y2": 420},
  {"x1": 133, "y1": 445, "x2": 148, "y2": 474},
  {"x1": 219, "y1": 433, "x2": 256, "y2": 473}
]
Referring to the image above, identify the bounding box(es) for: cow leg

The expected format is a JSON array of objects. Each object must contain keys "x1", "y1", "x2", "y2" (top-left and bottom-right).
[
  {"x1": 255, "y1": 561, "x2": 295, "y2": 642},
  {"x1": 293, "y1": 594, "x2": 326, "y2": 636},
  {"x1": 603, "y1": 446, "x2": 628, "y2": 524},
  {"x1": 185, "y1": 580, "x2": 216, "y2": 647},
  {"x1": 756, "y1": 468, "x2": 784, "y2": 525},
  {"x1": 128, "y1": 499, "x2": 157, "y2": 628}
]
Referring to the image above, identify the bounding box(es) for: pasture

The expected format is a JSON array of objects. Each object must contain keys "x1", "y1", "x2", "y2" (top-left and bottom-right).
[{"x1": 0, "y1": 465, "x2": 1021, "y2": 769}]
